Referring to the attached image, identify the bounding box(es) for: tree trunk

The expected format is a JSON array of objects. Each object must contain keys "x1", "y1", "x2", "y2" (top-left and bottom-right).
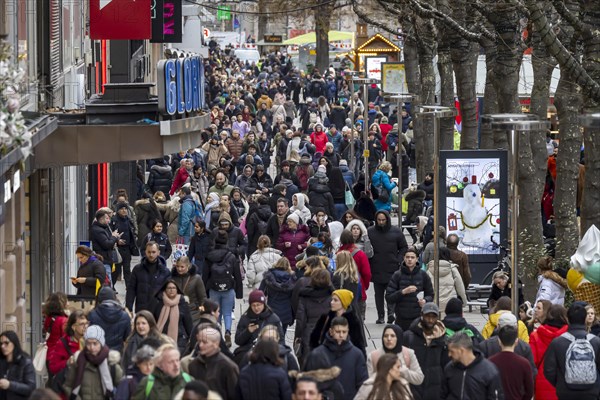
[
  {"x1": 446, "y1": 0, "x2": 479, "y2": 150},
  {"x1": 480, "y1": 21, "x2": 499, "y2": 149},
  {"x1": 314, "y1": 2, "x2": 332, "y2": 73},
  {"x1": 435, "y1": 4, "x2": 456, "y2": 151},
  {"x1": 553, "y1": 1, "x2": 582, "y2": 264},
  {"x1": 579, "y1": 3, "x2": 600, "y2": 234},
  {"x1": 258, "y1": 0, "x2": 268, "y2": 42}
]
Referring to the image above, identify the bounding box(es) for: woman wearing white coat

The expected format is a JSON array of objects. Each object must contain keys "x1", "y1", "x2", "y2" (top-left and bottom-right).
[
  {"x1": 290, "y1": 193, "x2": 312, "y2": 224},
  {"x1": 246, "y1": 235, "x2": 283, "y2": 289},
  {"x1": 426, "y1": 247, "x2": 468, "y2": 317},
  {"x1": 535, "y1": 256, "x2": 567, "y2": 305},
  {"x1": 346, "y1": 219, "x2": 374, "y2": 258}
]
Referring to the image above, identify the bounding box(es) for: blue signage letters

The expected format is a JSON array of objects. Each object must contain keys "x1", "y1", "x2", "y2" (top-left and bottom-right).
[{"x1": 157, "y1": 56, "x2": 203, "y2": 116}]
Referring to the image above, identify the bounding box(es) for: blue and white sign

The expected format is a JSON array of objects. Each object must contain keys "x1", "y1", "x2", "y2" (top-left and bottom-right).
[{"x1": 157, "y1": 56, "x2": 205, "y2": 116}]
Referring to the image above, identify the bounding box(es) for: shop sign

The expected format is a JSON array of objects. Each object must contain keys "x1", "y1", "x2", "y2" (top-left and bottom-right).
[
  {"x1": 90, "y1": 0, "x2": 151, "y2": 39},
  {"x1": 157, "y1": 56, "x2": 203, "y2": 116},
  {"x1": 264, "y1": 35, "x2": 283, "y2": 43},
  {"x1": 151, "y1": 0, "x2": 183, "y2": 43}
]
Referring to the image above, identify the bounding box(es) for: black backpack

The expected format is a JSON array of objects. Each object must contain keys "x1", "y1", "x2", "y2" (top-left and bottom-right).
[
  {"x1": 210, "y1": 254, "x2": 235, "y2": 292},
  {"x1": 257, "y1": 219, "x2": 268, "y2": 236}
]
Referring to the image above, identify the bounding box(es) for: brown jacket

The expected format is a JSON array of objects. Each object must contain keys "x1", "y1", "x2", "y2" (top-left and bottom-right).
[
  {"x1": 225, "y1": 136, "x2": 244, "y2": 162},
  {"x1": 448, "y1": 246, "x2": 471, "y2": 287}
]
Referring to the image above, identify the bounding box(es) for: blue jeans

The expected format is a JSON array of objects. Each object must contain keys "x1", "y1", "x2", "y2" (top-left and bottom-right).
[
  {"x1": 209, "y1": 289, "x2": 235, "y2": 332},
  {"x1": 334, "y1": 203, "x2": 348, "y2": 220}
]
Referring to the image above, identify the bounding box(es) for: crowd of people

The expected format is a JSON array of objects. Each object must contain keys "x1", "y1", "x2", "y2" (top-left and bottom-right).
[{"x1": 1, "y1": 47, "x2": 600, "y2": 400}]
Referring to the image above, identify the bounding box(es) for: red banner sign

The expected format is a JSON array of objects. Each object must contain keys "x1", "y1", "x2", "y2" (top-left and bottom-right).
[{"x1": 90, "y1": 0, "x2": 152, "y2": 40}]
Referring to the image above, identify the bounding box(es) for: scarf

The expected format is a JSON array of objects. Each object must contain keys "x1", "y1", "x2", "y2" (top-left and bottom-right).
[
  {"x1": 72, "y1": 345, "x2": 112, "y2": 398},
  {"x1": 157, "y1": 292, "x2": 181, "y2": 343}
]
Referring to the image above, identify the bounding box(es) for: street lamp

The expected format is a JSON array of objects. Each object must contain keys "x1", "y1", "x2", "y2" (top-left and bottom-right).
[
  {"x1": 386, "y1": 93, "x2": 418, "y2": 227},
  {"x1": 352, "y1": 78, "x2": 380, "y2": 189},
  {"x1": 416, "y1": 105, "x2": 456, "y2": 307},
  {"x1": 487, "y1": 115, "x2": 550, "y2": 315}
]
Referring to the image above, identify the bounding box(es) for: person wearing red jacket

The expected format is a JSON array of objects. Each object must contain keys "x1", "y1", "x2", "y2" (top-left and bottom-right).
[
  {"x1": 338, "y1": 230, "x2": 372, "y2": 320},
  {"x1": 169, "y1": 158, "x2": 192, "y2": 196},
  {"x1": 310, "y1": 123, "x2": 329, "y2": 154},
  {"x1": 379, "y1": 116, "x2": 393, "y2": 156},
  {"x1": 529, "y1": 304, "x2": 569, "y2": 400},
  {"x1": 42, "y1": 293, "x2": 69, "y2": 356},
  {"x1": 47, "y1": 310, "x2": 87, "y2": 377}
]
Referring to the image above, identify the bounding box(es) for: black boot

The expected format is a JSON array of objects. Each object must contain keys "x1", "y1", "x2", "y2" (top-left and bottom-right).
[
  {"x1": 387, "y1": 314, "x2": 395, "y2": 324},
  {"x1": 376, "y1": 315, "x2": 385, "y2": 324}
]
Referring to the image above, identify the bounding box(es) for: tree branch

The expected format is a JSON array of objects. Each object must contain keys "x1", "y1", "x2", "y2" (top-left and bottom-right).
[
  {"x1": 549, "y1": 0, "x2": 591, "y2": 37},
  {"x1": 352, "y1": 1, "x2": 402, "y2": 37},
  {"x1": 522, "y1": 0, "x2": 600, "y2": 102}
]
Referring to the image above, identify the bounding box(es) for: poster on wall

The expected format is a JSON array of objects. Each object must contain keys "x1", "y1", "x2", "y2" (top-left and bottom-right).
[
  {"x1": 381, "y1": 62, "x2": 408, "y2": 94},
  {"x1": 439, "y1": 150, "x2": 508, "y2": 261},
  {"x1": 365, "y1": 56, "x2": 388, "y2": 82}
]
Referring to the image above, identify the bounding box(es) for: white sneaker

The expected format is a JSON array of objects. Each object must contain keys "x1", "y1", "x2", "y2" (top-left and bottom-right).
[{"x1": 232, "y1": 313, "x2": 236, "y2": 320}]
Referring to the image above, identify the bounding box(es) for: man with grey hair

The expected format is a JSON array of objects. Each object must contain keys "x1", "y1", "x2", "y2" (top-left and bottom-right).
[
  {"x1": 132, "y1": 343, "x2": 191, "y2": 400},
  {"x1": 187, "y1": 325, "x2": 239, "y2": 400},
  {"x1": 442, "y1": 332, "x2": 504, "y2": 399}
]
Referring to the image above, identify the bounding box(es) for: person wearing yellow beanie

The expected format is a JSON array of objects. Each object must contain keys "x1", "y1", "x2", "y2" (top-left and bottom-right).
[{"x1": 332, "y1": 289, "x2": 354, "y2": 312}]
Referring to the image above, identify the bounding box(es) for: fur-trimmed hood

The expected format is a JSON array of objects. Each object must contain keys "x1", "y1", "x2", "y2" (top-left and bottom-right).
[
  {"x1": 288, "y1": 366, "x2": 341, "y2": 382},
  {"x1": 405, "y1": 189, "x2": 426, "y2": 202},
  {"x1": 346, "y1": 219, "x2": 368, "y2": 236},
  {"x1": 539, "y1": 270, "x2": 568, "y2": 289}
]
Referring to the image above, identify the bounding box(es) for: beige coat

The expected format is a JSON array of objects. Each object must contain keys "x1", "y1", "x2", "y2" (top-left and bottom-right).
[{"x1": 426, "y1": 259, "x2": 468, "y2": 316}]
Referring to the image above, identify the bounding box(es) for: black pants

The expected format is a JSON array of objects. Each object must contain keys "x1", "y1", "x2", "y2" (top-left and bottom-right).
[
  {"x1": 113, "y1": 247, "x2": 132, "y2": 287},
  {"x1": 374, "y1": 282, "x2": 394, "y2": 319}
]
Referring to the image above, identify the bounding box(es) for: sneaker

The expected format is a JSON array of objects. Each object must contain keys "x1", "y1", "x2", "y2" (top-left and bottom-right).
[
  {"x1": 225, "y1": 331, "x2": 232, "y2": 347},
  {"x1": 376, "y1": 318, "x2": 385, "y2": 324},
  {"x1": 232, "y1": 313, "x2": 236, "y2": 321},
  {"x1": 387, "y1": 314, "x2": 395, "y2": 324}
]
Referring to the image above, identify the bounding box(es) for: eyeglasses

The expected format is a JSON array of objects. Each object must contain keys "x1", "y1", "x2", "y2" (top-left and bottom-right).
[
  {"x1": 0, "y1": 341, "x2": 11, "y2": 346},
  {"x1": 166, "y1": 287, "x2": 178, "y2": 291},
  {"x1": 76, "y1": 321, "x2": 89, "y2": 327}
]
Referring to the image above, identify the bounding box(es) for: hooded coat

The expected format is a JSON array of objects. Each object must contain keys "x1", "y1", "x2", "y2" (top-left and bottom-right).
[
  {"x1": 289, "y1": 194, "x2": 312, "y2": 224},
  {"x1": 482, "y1": 310, "x2": 530, "y2": 342},
  {"x1": 405, "y1": 189, "x2": 426, "y2": 223},
  {"x1": 441, "y1": 314, "x2": 484, "y2": 345},
  {"x1": 233, "y1": 306, "x2": 284, "y2": 364},
  {"x1": 310, "y1": 308, "x2": 366, "y2": 356},
  {"x1": 125, "y1": 256, "x2": 171, "y2": 313},
  {"x1": 147, "y1": 163, "x2": 173, "y2": 197},
  {"x1": 530, "y1": 323, "x2": 569, "y2": 400},
  {"x1": 134, "y1": 198, "x2": 162, "y2": 248},
  {"x1": 345, "y1": 219, "x2": 374, "y2": 258},
  {"x1": 88, "y1": 291, "x2": 132, "y2": 352},
  {"x1": 367, "y1": 210, "x2": 408, "y2": 284},
  {"x1": 259, "y1": 268, "x2": 297, "y2": 326},
  {"x1": 246, "y1": 203, "x2": 274, "y2": 257},
  {"x1": 426, "y1": 259, "x2": 468, "y2": 315},
  {"x1": 307, "y1": 177, "x2": 335, "y2": 217},
  {"x1": 276, "y1": 223, "x2": 310, "y2": 269},
  {"x1": 236, "y1": 362, "x2": 292, "y2": 400},
  {"x1": 295, "y1": 286, "x2": 333, "y2": 355},
  {"x1": 212, "y1": 212, "x2": 248, "y2": 258},
  {"x1": 164, "y1": 196, "x2": 180, "y2": 244},
  {"x1": 403, "y1": 319, "x2": 448, "y2": 400},
  {"x1": 372, "y1": 169, "x2": 396, "y2": 211}
]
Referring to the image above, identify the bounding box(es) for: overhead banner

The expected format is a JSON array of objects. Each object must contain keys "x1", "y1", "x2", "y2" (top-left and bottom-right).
[
  {"x1": 151, "y1": 0, "x2": 183, "y2": 43},
  {"x1": 439, "y1": 150, "x2": 508, "y2": 262},
  {"x1": 90, "y1": 0, "x2": 151, "y2": 40}
]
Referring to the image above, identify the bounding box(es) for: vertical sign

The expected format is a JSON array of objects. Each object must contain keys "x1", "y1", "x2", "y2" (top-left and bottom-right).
[
  {"x1": 151, "y1": 0, "x2": 183, "y2": 43},
  {"x1": 90, "y1": 0, "x2": 151, "y2": 40}
]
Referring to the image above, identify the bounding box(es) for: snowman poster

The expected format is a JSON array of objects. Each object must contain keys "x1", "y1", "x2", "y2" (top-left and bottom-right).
[{"x1": 439, "y1": 150, "x2": 508, "y2": 257}]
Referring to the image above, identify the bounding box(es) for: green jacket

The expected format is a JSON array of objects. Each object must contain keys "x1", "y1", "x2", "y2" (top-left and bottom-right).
[
  {"x1": 132, "y1": 368, "x2": 191, "y2": 400},
  {"x1": 63, "y1": 353, "x2": 123, "y2": 400}
]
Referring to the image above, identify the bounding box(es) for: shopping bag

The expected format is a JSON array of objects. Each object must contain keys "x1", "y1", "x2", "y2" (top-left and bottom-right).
[
  {"x1": 33, "y1": 343, "x2": 48, "y2": 375},
  {"x1": 345, "y1": 183, "x2": 356, "y2": 209},
  {"x1": 173, "y1": 238, "x2": 189, "y2": 261}
]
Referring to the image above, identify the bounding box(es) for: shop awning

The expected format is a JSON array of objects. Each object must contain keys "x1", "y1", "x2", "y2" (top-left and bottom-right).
[{"x1": 282, "y1": 31, "x2": 354, "y2": 45}]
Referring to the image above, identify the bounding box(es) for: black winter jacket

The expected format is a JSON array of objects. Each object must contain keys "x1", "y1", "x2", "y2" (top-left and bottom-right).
[
  {"x1": 188, "y1": 352, "x2": 239, "y2": 400},
  {"x1": 367, "y1": 210, "x2": 408, "y2": 284},
  {"x1": 294, "y1": 286, "x2": 333, "y2": 353},
  {"x1": 90, "y1": 220, "x2": 118, "y2": 264},
  {"x1": 125, "y1": 256, "x2": 171, "y2": 313},
  {"x1": 74, "y1": 257, "x2": 106, "y2": 297},
  {"x1": 153, "y1": 293, "x2": 193, "y2": 352},
  {"x1": 259, "y1": 269, "x2": 297, "y2": 326},
  {"x1": 405, "y1": 189, "x2": 426, "y2": 223},
  {"x1": 441, "y1": 352, "x2": 504, "y2": 400},
  {"x1": 304, "y1": 334, "x2": 368, "y2": 399},
  {"x1": 247, "y1": 204, "x2": 273, "y2": 256},
  {"x1": 203, "y1": 247, "x2": 243, "y2": 299},
  {"x1": 543, "y1": 324, "x2": 600, "y2": 399},
  {"x1": 0, "y1": 354, "x2": 35, "y2": 400},
  {"x1": 307, "y1": 179, "x2": 335, "y2": 217},
  {"x1": 147, "y1": 164, "x2": 173, "y2": 197},
  {"x1": 386, "y1": 264, "x2": 434, "y2": 325},
  {"x1": 211, "y1": 226, "x2": 247, "y2": 258},
  {"x1": 88, "y1": 300, "x2": 132, "y2": 352},
  {"x1": 442, "y1": 314, "x2": 484, "y2": 345},
  {"x1": 187, "y1": 231, "x2": 211, "y2": 271},
  {"x1": 236, "y1": 362, "x2": 292, "y2": 400},
  {"x1": 141, "y1": 231, "x2": 172, "y2": 259},
  {"x1": 310, "y1": 309, "x2": 366, "y2": 356},
  {"x1": 403, "y1": 319, "x2": 448, "y2": 400},
  {"x1": 265, "y1": 212, "x2": 290, "y2": 249},
  {"x1": 233, "y1": 307, "x2": 284, "y2": 364}
]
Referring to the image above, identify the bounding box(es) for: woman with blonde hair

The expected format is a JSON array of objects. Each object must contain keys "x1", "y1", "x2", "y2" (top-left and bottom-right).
[
  {"x1": 332, "y1": 251, "x2": 360, "y2": 310},
  {"x1": 260, "y1": 257, "x2": 297, "y2": 334},
  {"x1": 247, "y1": 235, "x2": 283, "y2": 289}
]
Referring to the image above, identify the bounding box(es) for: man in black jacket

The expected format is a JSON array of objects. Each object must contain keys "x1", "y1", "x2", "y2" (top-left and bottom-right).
[
  {"x1": 403, "y1": 303, "x2": 447, "y2": 400},
  {"x1": 442, "y1": 331, "x2": 504, "y2": 400},
  {"x1": 110, "y1": 203, "x2": 139, "y2": 287},
  {"x1": 368, "y1": 210, "x2": 408, "y2": 324},
  {"x1": 266, "y1": 198, "x2": 290, "y2": 245},
  {"x1": 544, "y1": 302, "x2": 600, "y2": 400},
  {"x1": 125, "y1": 242, "x2": 170, "y2": 313},
  {"x1": 385, "y1": 247, "x2": 433, "y2": 329},
  {"x1": 90, "y1": 209, "x2": 121, "y2": 287}
]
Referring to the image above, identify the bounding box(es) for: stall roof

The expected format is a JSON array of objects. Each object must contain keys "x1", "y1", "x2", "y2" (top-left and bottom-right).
[
  {"x1": 282, "y1": 31, "x2": 354, "y2": 45},
  {"x1": 255, "y1": 40, "x2": 287, "y2": 46},
  {"x1": 356, "y1": 33, "x2": 400, "y2": 53}
]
